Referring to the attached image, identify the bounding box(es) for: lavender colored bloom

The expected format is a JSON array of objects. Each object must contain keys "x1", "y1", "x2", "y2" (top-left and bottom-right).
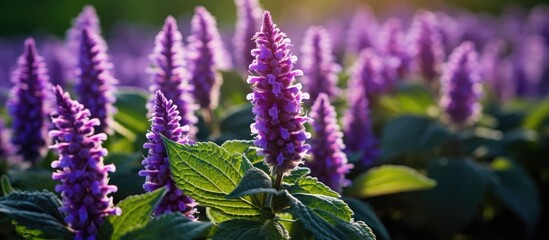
[
  {"x1": 67, "y1": 5, "x2": 102, "y2": 54},
  {"x1": 43, "y1": 38, "x2": 72, "y2": 87},
  {"x1": 343, "y1": 89, "x2": 379, "y2": 168},
  {"x1": 349, "y1": 49, "x2": 385, "y2": 98},
  {"x1": 49, "y1": 86, "x2": 120, "y2": 240},
  {"x1": 248, "y1": 11, "x2": 311, "y2": 176},
  {"x1": 510, "y1": 35, "x2": 546, "y2": 97},
  {"x1": 76, "y1": 28, "x2": 117, "y2": 135},
  {"x1": 439, "y1": 42, "x2": 482, "y2": 125},
  {"x1": 306, "y1": 94, "x2": 352, "y2": 192},
  {"x1": 408, "y1": 10, "x2": 445, "y2": 83},
  {"x1": 481, "y1": 40, "x2": 513, "y2": 101},
  {"x1": 8, "y1": 38, "x2": 50, "y2": 163},
  {"x1": 300, "y1": 26, "x2": 341, "y2": 102},
  {"x1": 139, "y1": 91, "x2": 197, "y2": 218},
  {"x1": 377, "y1": 18, "x2": 411, "y2": 79},
  {"x1": 234, "y1": 0, "x2": 262, "y2": 72},
  {"x1": 187, "y1": 6, "x2": 232, "y2": 110},
  {"x1": 149, "y1": 16, "x2": 198, "y2": 139},
  {"x1": 346, "y1": 6, "x2": 377, "y2": 55}
]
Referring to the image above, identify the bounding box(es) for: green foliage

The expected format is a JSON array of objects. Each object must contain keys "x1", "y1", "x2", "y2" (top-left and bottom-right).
[
  {"x1": 213, "y1": 219, "x2": 289, "y2": 240},
  {"x1": 1, "y1": 175, "x2": 14, "y2": 196},
  {"x1": 381, "y1": 115, "x2": 451, "y2": 160},
  {"x1": 344, "y1": 197, "x2": 391, "y2": 240},
  {"x1": 0, "y1": 190, "x2": 73, "y2": 239},
  {"x1": 346, "y1": 165, "x2": 436, "y2": 198},
  {"x1": 7, "y1": 168, "x2": 56, "y2": 192},
  {"x1": 226, "y1": 168, "x2": 278, "y2": 199},
  {"x1": 375, "y1": 82, "x2": 435, "y2": 120},
  {"x1": 121, "y1": 213, "x2": 213, "y2": 240},
  {"x1": 99, "y1": 188, "x2": 166, "y2": 240},
  {"x1": 217, "y1": 104, "x2": 254, "y2": 142},
  {"x1": 286, "y1": 176, "x2": 340, "y2": 198},
  {"x1": 523, "y1": 98, "x2": 549, "y2": 131}
]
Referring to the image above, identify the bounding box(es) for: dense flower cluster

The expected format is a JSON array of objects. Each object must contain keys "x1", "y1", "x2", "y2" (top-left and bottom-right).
[
  {"x1": 149, "y1": 16, "x2": 198, "y2": 139},
  {"x1": 76, "y1": 28, "x2": 117, "y2": 135},
  {"x1": 248, "y1": 11, "x2": 310, "y2": 175},
  {"x1": 347, "y1": 6, "x2": 377, "y2": 55},
  {"x1": 8, "y1": 38, "x2": 50, "y2": 163},
  {"x1": 139, "y1": 91, "x2": 197, "y2": 218},
  {"x1": 306, "y1": 94, "x2": 352, "y2": 192},
  {"x1": 377, "y1": 18, "x2": 410, "y2": 79},
  {"x1": 408, "y1": 10, "x2": 445, "y2": 83},
  {"x1": 187, "y1": 6, "x2": 231, "y2": 110},
  {"x1": 440, "y1": 42, "x2": 482, "y2": 125},
  {"x1": 300, "y1": 26, "x2": 341, "y2": 102},
  {"x1": 349, "y1": 49, "x2": 385, "y2": 98},
  {"x1": 234, "y1": 0, "x2": 262, "y2": 71},
  {"x1": 49, "y1": 86, "x2": 119, "y2": 240}
]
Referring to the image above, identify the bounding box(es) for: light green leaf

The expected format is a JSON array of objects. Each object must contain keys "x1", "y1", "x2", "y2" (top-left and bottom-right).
[
  {"x1": 286, "y1": 176, "x2": 340, "y2": 198},
  {"x1": 226, "y1": 168, "x2": 278, "y2": 199},
  {"x1": 221, "y1": 140, "x2": 263, "y2": 164},
  {"x1": 212, "y1": 219, "x2": 289, "y2": 240},
  {"x1": 113, "y1": 88, "x2": 149, "y2": 134},
  {"x1": 1, "y1": 175, "x2": 14, "y2": 195},
  {"x1": 121, "y1": 213, "x2": 213, "y2": 240},
  {"x1": 523, "y1": 98, "x2": 549, "y2": 131},
  {"x1": 99, "y1": 188, "x2": 166, "y2": 240},
  {"x1": 283, "y1": 167, "x2": 311, "y2": 184},
  {"x1": 163, "y1": 139, "x2": 261, "y2": 219},
  {"x1": 346, "y1": 165, "x2": 436, "y2": 198},
  {"x1": 344, "y1": 197, "x2": 390, "y2": 240},
  {"x1": 0, "y1": 191, "x2": 73, "y2": 239},
  {"x1": 293, "y1": 193, "x2": 353, "y2": 223}
]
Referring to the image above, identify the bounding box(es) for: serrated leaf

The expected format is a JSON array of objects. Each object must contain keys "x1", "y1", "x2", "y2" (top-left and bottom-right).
[
  {"x1": 212, "y1": 219, "x2": 289, "y2": 240},
  {"x1": 286, "y1": 176, "x2": 340, "y2": 198},
  {"x1": 121, "y1": 213, "x2": 213, "y2": 240},
  {"x1": 344, "y1": 197, "x2": 390, "y2": 240},
  {"x1": 346, "y1": 165, "x2": 436, "y2": 198},
  {"x1": 284, "y1": 192, "x2": 375, "y2": 240},
  {"x1": 226, "y1": 168, "x2": 278, "y2": 199},
  {"x1": 163, "y1": 139, "x2": 261, "y2": 219},
  {"x1": 1, "y1": 175, "x2": 14, "y2": 195},
  {"x1": 294, "y1": 193, "x2": 353, "y2": 223},
  {"x1": 99, "y1": 188, "x2": 166, "y2": 240},
  {"x1": 221, "y1": 140, "x2": 263, "y2": 164},
  {"x1": 283, "y1": 167, "x2": 311, "y2": 184},
  {"x1": 0, "y1": 191, "x2": 73, "y2": 239}
]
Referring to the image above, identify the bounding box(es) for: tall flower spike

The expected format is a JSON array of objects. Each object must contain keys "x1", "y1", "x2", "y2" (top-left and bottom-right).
[
  {"x1": 149, "y1": 16, "x2": 198, "y2": 139},
  {"x1": 349, "y1": 49, "x2": 385, "y2": 99},
  {"x1": 234, "y1": 0, "x2": 262, "y2": 71},
  {"x1": 346, "y1": 6, "x2": 377, "y2": 55},
  {"x1": 76, "y1": 28, "x2": 117, "y2": 135},
  {"x1": 67, "y1": 5, "x2": 102, "y2": 54},
  {"x1": 408, "y1": 10, "x2": 445, "y2": 83},
  {"x1": 139, "y1": 91, "x2": 197, "y2": 218},
  {"x1": 248, "y1": 11, "x2": 311, "y2": 176},
  {"x1": 8, "y1": 38, "x2": 50, "y2": 163},
  {"x1": 439, "y1": 42, "x2": 482, "y2": 126},
  {"x1": 49, "y1": 86, "x2": 120, "y2": 240},
  {"x1": 300, "y1": 26, "x2": 341, "y2": 102},
  {"x1": 306, "y1": 94, "x2": 352, "y2": 193},
  {"x1": 378, "y1": 18, "x2": 410, "y2": 79},
  {"x1": 188, "y1": 6, "x2": 232, "y2": 110},
  {"x1": 343, "y1": 88, "x2": 379, "y2": 168}
]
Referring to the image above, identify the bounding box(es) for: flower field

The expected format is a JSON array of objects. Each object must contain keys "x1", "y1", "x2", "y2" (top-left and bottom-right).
[{"x1": 0, "y1": 1, "x2": 548, "y2": 239}]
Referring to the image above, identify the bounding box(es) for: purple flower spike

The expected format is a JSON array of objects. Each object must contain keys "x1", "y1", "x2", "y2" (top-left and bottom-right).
[
  {"x1": 49, "y1": 86, "x2": 120, "y2": 240},
  {"x1": 408, "y1": 10, "x2": 445, "y2": 83},
  {"x1": 8, "y1": 38, "x2": 50, "y2": 163},
  {"x1": 378, "y1": 18, "x2": 410, "y2": 79},
  {"x1": 76, "y1": 28, "x2": 117, "y2": 135},
  {"x1": 346, "y1": 6, "x2": 378, "y2": 55},
  {"x1": 67, "y1": 5, "x2": 102, "y2": 54},
  {"x1": 248, "y1": 11, "x2": 311, "y2": 176},
  {"x1": 349, "y1": 49, "x2": 385, "y2": 98},
  {"x1": 343, "y1": 88, "x2": 379, "y2": 168},
  {"x1": 139, "y1": 91, "x2": 197, "y2": 218},
  {"x1": 188, "y1": 6, "x2": 232, "y2": 110},
  {"x1": 439, "y1": 42, "x2": 482, "y2": 126},
  {"x1": 300, "y1": 26, "x2": 341, "y2": 102},
  {"x1": 481, "y1": 40, "x2": 513, "y2": 102},
  {"x1": 0, "y1": 118, "x2": 11, "y2": 159},
  {"x1": 149, "y1": 16, "x2": 198, "y2": 139},
  {"x1": 306, "y1": 94, "x2": 352, "y2": 193},
  {"x1": 234, "y1": 0, "x2": 262, "y2": 71}
]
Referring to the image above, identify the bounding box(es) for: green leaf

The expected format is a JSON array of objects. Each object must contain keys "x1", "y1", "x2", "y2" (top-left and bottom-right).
[
  {"x1": 283, "y1": 167, "x2": 311, "y2": 184},
  {"x1": 381, "y1": 116, "x2": 451, "y2": 160},
  {"x1": 113, "y1": 88, "x2": 149, "y2": 134},
  {"x1": 343, "y1": 197, "x2": 391, "y2": 240},
  {"x1": 1, "y1": 175, "x2": 14, "y2": 195},
  {"x1": 219, "y1": 104, "x2": 254, "y2": 140},
  {"x1": 121, "y1": 213, "x2": 213, "y2": 240},
  {"x1": 221, "y1": 140, "x2": 263, "y2": 164},
  {"x1": 284, "y1": 192, "x2": 375, "y2": 240},
  {"x1": 213, "y1": 219, "x2": 289, "y2": 240},
  {"x1": 346, "y1": 165, "x2": 436, "y2": 198},
  {"x1": 163, "y1": 139, "x2": 261, "y2": 219},
  {"x1": 99, "y1": 188, "x2": 166, "y2": 240},
  {"x1": 422, "y1": 158, "x2": 487, "y2": 239},
  {"x1": 293, "y1": 193, "x2": 353, "y2": 223},
  {"x1": 8, "y1": 168, "x2": 56, "y2": 192},
  {"x1": 286, "y1": 176, "x2": 340, "y2": 198},
  {"x1": 376, "y1": 83, "x2": 435, "y2": 119},
  {"x1": 226, "y1": 168, "x2": 278, "y2": 199},
  {"x1": 0, "y1": 190, "x2": 73, "y2": 239},
  {"x1": 523, "y1": 97, "x2": 549, "y2": 131},
  {"x1": 487, "y1": 157, "x2": 540, "y2": 231}
]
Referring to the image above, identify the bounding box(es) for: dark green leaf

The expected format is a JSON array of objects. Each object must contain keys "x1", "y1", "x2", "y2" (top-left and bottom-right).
[
  {"x1": 0, "y1": 190, "x2": 73, "y2": 239},
  {"x1": 1, "y1": 175, "x2": 14, "y2": 195},
  {"x1": 523, "y1": 98, "x2": 549, "y2": 131},
  {"x1": 226, "y1": 168, "x2": 278, "y2": 199},
  {"x1": 113, "y1": 88, "x2": 149, "y2": 134},
  {"x1": 163, "y1": 139, "x2": 261, "y2": 219},
  {"x1": 99, "y1": 188, "x2": 166, "y2": 240},
  {"x1": 343, "y1": 197, "x2": 390, "y2": 240},
  {"x1": 219, "y1": 104, "x2": 254, "y2": 140},
  {"x1": 346, "y1": 165, "x2": 436, "y2": 198},
  {"x1": 381, "y1": 116, "x2": 451, "y2": 160},
  {"x1": 293, "y1": 193, "x2": 353, "y2": 223},
  {"x1": 8, "y1": 168, "x2": 56, "y2": 192},
  {"x1": 121, "y1": 213, "x2": 213, "y2": 240},
  {"x1": 212, "y1": 219, "x2": 289, "y2": 240}
]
